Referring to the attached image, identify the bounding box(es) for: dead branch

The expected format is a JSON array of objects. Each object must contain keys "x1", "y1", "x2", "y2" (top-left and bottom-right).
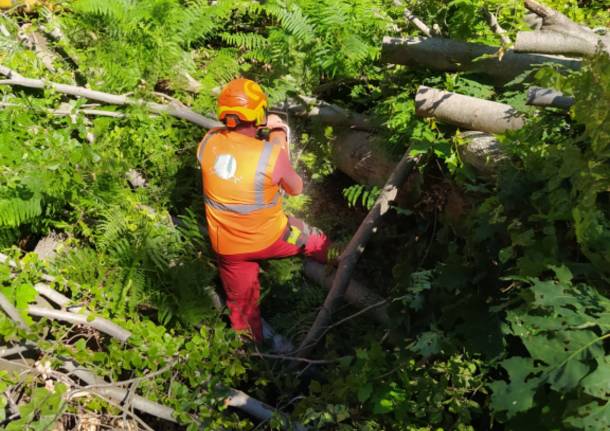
[
  {"x1": 382, "y1": 36, "x2": 581, "y2": 84},
  {"x1": 0, "y1": 65, "x2": 221, "y2": 129},
  {"x1": 298, "y1": 152, "x2": 419, "y2": 357},
  {"x1": 415, "y1": 86, "x2": 526, "y2": 134},
  {"x1": 27, "y1": 305, "x2": 132, "y2": 343},
  {"x1": 526, "y1": 86, "x2": 574, "y2": 109}
]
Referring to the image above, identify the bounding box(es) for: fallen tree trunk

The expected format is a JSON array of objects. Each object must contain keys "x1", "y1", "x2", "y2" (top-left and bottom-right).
[
  {"x1": 331, "y1": 129, "x2": 398, "y2": 186},
  {"x1": 381, "y1": 36, "x2": 581, "y2": 84},
  {"x1": 303, "y1": 260, "x2": 390, "y2": 326},
  {"x1": 526, "y1": 86, "x2": 574, "y2": 109},
  {"x1": 415, "y1": 86, "x2": 526, "y2": 134},
  {"x1": 298, "y1": 152, "x2": 419, "y2": 357}
]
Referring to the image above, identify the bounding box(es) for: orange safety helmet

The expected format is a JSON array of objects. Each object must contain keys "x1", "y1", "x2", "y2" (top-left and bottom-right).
[{"x1": 217, "y1": 78, "x2": 268, "y2": 128}]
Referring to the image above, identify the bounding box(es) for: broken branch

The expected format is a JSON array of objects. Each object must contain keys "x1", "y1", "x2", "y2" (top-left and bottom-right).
[{"x1": 298, "y1": 152, "x2": 419, "y2": 357}]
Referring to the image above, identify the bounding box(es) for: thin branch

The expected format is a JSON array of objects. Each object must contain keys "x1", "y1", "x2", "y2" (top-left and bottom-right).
[
  {"x1": 482, "y1": 8, "x2": 512, "y2": 46},
  {"x1": 27, "y1": 305, "x2": 132, "y2": 343},
  {"x1": 249, "y1": 352, "x2": 346, "y2": 364},
  {"x1": 393, "y1": 0, "x2": 432, "y2": 37}
]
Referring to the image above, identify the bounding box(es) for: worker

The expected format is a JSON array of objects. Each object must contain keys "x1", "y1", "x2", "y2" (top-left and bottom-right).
[{"x1": 197, "y1": 78, "x2": 330, "y2": 343}]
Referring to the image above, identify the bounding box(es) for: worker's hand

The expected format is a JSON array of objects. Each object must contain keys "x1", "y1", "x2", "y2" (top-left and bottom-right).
[{"x1": 266, "y1": 114, "x2": 288, "y2": 133}]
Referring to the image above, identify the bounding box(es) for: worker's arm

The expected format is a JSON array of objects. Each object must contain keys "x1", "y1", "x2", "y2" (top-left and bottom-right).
[
  {"x1": 266, "y1": 114, "x2": 289, "y2": 154},
  {"x1": 272, "y1": 149, "x2": 303, "y2": 195}
]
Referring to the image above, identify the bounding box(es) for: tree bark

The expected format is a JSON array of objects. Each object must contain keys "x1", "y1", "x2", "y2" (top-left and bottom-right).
[
  {"x1": 298, "y1": 152, "x2": 419, "y2": 357},
  {"x1": 331, "y1": 129, "x2": 398, "y2": 186},
  {"x1": 415, "y1": 86, "x2": 526, "y2": 134},
  {"x1": 381, "y1": 36, "x2": 581, "y2": 84},
  {"x1": 526, "y1": 86, "x2": 574, "y2": 109}
]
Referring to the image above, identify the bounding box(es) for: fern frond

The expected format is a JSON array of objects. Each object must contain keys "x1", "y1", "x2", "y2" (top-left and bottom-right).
[
  {"x1": 0, "y1": 195, "x2": 42, "y2": 227},
  {"x1": 220, "y1": 32, "x2": 268, "y2": 50},
  {"x1": 264, "y1": 3, "x2": 315, "y2": 43}
]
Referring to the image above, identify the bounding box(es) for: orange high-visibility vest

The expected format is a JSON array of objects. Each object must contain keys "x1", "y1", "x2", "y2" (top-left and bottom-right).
[{"x1": 197, "y1": 128, "x2": 287, "y2": 255}]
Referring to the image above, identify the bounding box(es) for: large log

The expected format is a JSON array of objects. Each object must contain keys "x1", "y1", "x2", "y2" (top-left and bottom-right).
[
  {"x1": 415, "y1": 86, "x2": 526, "y2": 134},
  {"x1": 331, "y1": 128, "x2": 398, "y2": 186},
  {"x1": 381, "y1": 36, "x2": 581, "y2": 84}
]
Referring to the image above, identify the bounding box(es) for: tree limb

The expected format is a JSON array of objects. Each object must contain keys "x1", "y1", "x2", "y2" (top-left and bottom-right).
[
  {"x1": 297, "y1": 152, "x2": 419, "y2": 357},
  {"x1": 0, "y1": 65, "x2": 221, "y2": 129},
  {"x1": 27, "y1": 305, "x2": 132, "y2": 343},
  {"x1": 482, "y1": 8, "x2": 511, "y2": 46},
  {"x1": 515, "y1": 30, "x2": 605, "y2": 56},
  {"x1": 526, "y1": 86, "x2": 574, "y2": 109},
  {"x1": 415, "y1": 85, "x2": 526, "y2": 134}
]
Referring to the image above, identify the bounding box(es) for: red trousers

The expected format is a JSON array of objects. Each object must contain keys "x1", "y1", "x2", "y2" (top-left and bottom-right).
[{"x1": 216, "y1": 217, "x2": 330, "y2": 342}]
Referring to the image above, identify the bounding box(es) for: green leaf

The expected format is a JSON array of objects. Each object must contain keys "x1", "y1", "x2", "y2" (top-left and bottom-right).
[
  {"x1": 372, "y1": 397, "x2": 393, "y2": 415},
  {"x1": 357, "y1": 382, "x2": 372, "y2": 403},
  {"x1": 564, "y1": 400, "x2": 610, "y2": 431},
  {"x1": 549, "y1": 265, "x2": 573, "y2": 285},
  {"x1": 489, "y1": 357, "x2": 541, "y2": 418},
  {"x1": 581, "y1": 358, "x2": 610, "y2": 399}
]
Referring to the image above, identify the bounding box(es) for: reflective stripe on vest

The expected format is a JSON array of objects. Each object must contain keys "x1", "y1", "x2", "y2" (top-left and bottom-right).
[{"x1": 204, "y1": 191, "x2": 280, "y2": 214}]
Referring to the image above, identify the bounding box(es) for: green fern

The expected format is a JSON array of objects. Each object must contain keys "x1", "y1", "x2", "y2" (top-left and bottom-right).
[
  {"x1": 220, "y1": 32, "x2": 268, "y2": 50},
  {"x1": 342, "y1": 184, "x2": 381, "y2": 210},
  {"x1": 0, "y1": 195, "x2": 42, "y2": 228}
]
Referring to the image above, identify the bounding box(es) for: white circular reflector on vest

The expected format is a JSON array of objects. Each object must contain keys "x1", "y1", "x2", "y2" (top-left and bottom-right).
[{"x1": 213, "y1": 154, "x2": 237, "y2": 180}]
